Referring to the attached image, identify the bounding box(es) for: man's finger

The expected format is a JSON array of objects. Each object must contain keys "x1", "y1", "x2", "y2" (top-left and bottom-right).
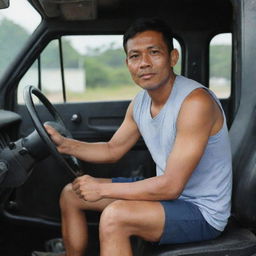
[
  {"x1": 72, "y1": 177, "x2": 80, "y2": 186},
  {"x1": 72, "y1": 181, "x2": 80, "y2": 191},
  {"x1": 44, "y1": 124, "x2": 56, "y2": 135}
]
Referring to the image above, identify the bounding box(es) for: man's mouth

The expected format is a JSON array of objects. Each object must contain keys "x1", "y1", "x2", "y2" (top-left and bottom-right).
[{"x1": 139, "y1": 73, "x2": 155, "y2": 79}]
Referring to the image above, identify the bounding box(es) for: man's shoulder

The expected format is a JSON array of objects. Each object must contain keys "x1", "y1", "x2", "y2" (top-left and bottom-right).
[
  {"x1": 182, "y1": 88, "x2": 216, "y2": 113},
  {"x1": 177, "y1": 75, "x2": 204, "y2": 87},
  {"x1": 175, "y1": 75, "x2": 215, "y2": 110},
  {"x1": 172, "y1": 76, "x2": 209, "y2": 110}
]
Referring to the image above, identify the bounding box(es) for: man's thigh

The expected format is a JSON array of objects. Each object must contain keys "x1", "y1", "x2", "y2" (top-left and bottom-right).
[
  {"x1": 102, "y1": 200, "x2": 165, "y2": 243},
  {"x1": 101, "y1": 198, "x2": 221, "y2": 245},
  {"x1": 110, "y1": 177, "x2": 165, "y2": 242}
]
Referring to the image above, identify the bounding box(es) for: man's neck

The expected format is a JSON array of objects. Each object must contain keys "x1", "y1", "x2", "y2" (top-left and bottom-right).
[
  {"x1": 148, "y1": 73, "x2": 176, "y2": 107},
  {"x1": 147, "y1": 73, "x2": 176, "y2": 118}
]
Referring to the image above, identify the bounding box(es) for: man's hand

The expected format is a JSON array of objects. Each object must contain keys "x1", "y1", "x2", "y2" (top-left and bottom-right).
[
  {"x1": 44, "y1": 124, "x2": 66, "y2": 153},
  {"x1": 72, "y1": 175, "x2": 103, "y2": 202}
]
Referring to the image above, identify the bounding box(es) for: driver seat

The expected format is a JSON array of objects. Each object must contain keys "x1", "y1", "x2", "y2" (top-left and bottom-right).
[
  {"x1": 141, "y1": 222, "x2": 256, "y2": 255},
  {"x1": 141, "y1": 107, "x2": 256, "y2": 255}
]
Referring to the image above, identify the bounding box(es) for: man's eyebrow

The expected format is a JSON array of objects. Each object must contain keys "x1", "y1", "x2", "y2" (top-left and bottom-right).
[
  {"x1": 127, "y1": 49, "x2": 139, "y2": 55},
  {"x1": 128, "y1": 45, "x2": 161, "y2": 54},
  {"x1": 147, "y1": 45, "x2": 161, "y2": 50}
]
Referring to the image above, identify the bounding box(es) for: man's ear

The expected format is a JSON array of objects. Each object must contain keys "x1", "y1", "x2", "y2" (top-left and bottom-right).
[{"x1": 170, "y1": 49, "x2": 179, "y2": 67}]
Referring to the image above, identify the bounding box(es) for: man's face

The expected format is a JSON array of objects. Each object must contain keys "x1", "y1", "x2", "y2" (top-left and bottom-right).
[{"x1": 126, "y1": 30, "x2": 176, "y2": 91}]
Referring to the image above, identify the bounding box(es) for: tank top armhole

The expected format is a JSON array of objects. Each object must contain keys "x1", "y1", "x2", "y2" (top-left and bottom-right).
[{"x1": 197, "y1": 87, "x2": 227, "y2": 139}]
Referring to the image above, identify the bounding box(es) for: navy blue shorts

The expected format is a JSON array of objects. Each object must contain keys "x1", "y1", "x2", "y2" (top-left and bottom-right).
[{"x1": 112, "y1": 177, "x2": 221, "y2": 245}]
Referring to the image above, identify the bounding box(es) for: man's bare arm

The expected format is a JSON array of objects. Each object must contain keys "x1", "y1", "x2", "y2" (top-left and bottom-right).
[
  {"x1": 45, "y1": 101, "x2": 141, "y2": 164},
  {"x1": 90, "y1": 89, "x2": 223, "y2": 201}
]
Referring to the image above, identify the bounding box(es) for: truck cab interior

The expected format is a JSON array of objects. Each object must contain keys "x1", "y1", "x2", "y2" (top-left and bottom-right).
[{"x1": 0, "y1": 0, "x2": 256, "y2": 255}]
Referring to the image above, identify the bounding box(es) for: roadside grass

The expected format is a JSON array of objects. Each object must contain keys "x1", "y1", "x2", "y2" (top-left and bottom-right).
[{"x1": 66, "y1": 84, "x2": 141, "y2": 102}]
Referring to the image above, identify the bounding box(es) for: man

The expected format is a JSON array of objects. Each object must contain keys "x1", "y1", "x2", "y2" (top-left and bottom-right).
[{"x1": 33, "y1": 18, "x2": 232, "y2": 256}]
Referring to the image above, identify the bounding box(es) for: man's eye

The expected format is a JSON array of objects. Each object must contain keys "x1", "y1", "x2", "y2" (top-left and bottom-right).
[
  {"x1": 130, "y1": 54, "x2": 139, "y2": 59},
  {"x1": 151, "y1": 50, "x2": 159, "y2": 55}
]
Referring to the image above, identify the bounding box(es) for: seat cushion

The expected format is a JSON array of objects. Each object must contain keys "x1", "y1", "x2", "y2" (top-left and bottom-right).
[{"x1": 141, "y1": 225, "x2": 256, "y2": 256}]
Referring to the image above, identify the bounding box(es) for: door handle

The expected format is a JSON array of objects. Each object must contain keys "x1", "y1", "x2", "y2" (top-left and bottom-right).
[{"x1": 88, "y1": 125, "x2": 118, "y2": 133}]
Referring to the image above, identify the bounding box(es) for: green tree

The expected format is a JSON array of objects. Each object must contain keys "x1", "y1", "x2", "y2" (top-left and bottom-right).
[
  {"x1": 84, "y1": 57, "x2": 111, "y2": 87},
  {"x1": 84, "y1": 45, "x2": 134, "y2": 88},
  {"x1": 41, "y1": 40, "x2": 60, "y2": 69},
  {"x1": 41, "y1": 38, "x2": 83, "y2": 69},
  {"x1": 0, "y1": 18, "x2": 83, "y2": 76},
  {"x1": 110, "y1": 68, "x2": 132, "y2": 85},
  {"x1": 210, "y1": 45, "x2": 231, "y2": 80},
  {"x1": 99, "y1": 47, "x2": 126, "y2": 67},
  {"x1": 0, "y1": 18, "x2": 29, "y2": 76},
  {"x1": 62, "y1": 39, "x2": 83, "y2": 68}
]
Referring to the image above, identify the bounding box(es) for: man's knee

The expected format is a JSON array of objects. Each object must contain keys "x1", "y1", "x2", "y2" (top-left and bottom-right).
[
  {"x1": 99, "y1": 200, "x2": 131, "y2": 237},
  {"x1": 59, "y1": 183, "x2": 75, "y2": 209}
]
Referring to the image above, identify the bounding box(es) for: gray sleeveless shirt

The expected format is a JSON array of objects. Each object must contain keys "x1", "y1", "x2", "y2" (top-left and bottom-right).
[{"x1": 133, "y1": 75, "x2": 232, "y2": 231}]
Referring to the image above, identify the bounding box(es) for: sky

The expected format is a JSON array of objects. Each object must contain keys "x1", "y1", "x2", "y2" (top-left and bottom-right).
[
  {"x1": 0, "y1": 0, "x2": 231, "y2": 54},
  {"x1": 0, "y1": 0, "x2": 41, "y2": 33}
]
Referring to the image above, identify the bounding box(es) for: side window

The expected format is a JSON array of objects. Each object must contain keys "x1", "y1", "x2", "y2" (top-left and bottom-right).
[
  {"x1": 18, "y1": 36, "x2": 182, "y2": 103},
  {"x1": 18, "y1": 40, "x2": 63, "y2": 103},
  {"x1": 0, "y1": 0, "x2": 41, "y2": 78},
  {"x1": 63, "y1": 35, "x2": 132, "y2": 102},
  {"x1": 40, "y1": 40, "x2": 63, "y2": 102},
  {"x1": 173, "y1": 39, "x2": 181, "y2": 75},
  {"x1": 209, "y1": 33, "x2": 232, "y2": 98}
]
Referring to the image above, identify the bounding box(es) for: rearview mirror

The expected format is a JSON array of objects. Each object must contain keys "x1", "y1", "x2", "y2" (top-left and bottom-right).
[{"x1": 0, "y1": 0, "x2": 9, "y2": 9}]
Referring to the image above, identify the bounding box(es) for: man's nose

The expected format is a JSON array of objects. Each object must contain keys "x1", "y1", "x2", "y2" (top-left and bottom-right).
[{"x1": 139, "y1": 53, "x2": 152, "y2": 68}]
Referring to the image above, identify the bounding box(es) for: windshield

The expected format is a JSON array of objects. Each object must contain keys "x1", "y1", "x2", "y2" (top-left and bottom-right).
[{"x1": 0, "y1": 0, "x2": 41, "y2": 77}]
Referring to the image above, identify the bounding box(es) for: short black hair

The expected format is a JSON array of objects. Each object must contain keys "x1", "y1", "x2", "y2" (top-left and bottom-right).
[{"x1": 123, "y1": 17, "x2": 174, "y2": 54}]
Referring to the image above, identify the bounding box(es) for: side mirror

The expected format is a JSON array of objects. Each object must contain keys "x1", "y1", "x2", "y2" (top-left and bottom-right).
[{"x1": 0, "y1": 0, "x2": 9, "y2": 9}]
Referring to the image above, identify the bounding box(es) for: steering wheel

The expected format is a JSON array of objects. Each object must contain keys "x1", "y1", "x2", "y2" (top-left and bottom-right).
[{"x1": 23, "y1": 85, "x2": 83, "y2": 178}]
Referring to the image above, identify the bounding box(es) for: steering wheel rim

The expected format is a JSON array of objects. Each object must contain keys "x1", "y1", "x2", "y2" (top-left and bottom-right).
[{"x1": 23, "y1": 85, "x2": 83, "y2": 177}]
